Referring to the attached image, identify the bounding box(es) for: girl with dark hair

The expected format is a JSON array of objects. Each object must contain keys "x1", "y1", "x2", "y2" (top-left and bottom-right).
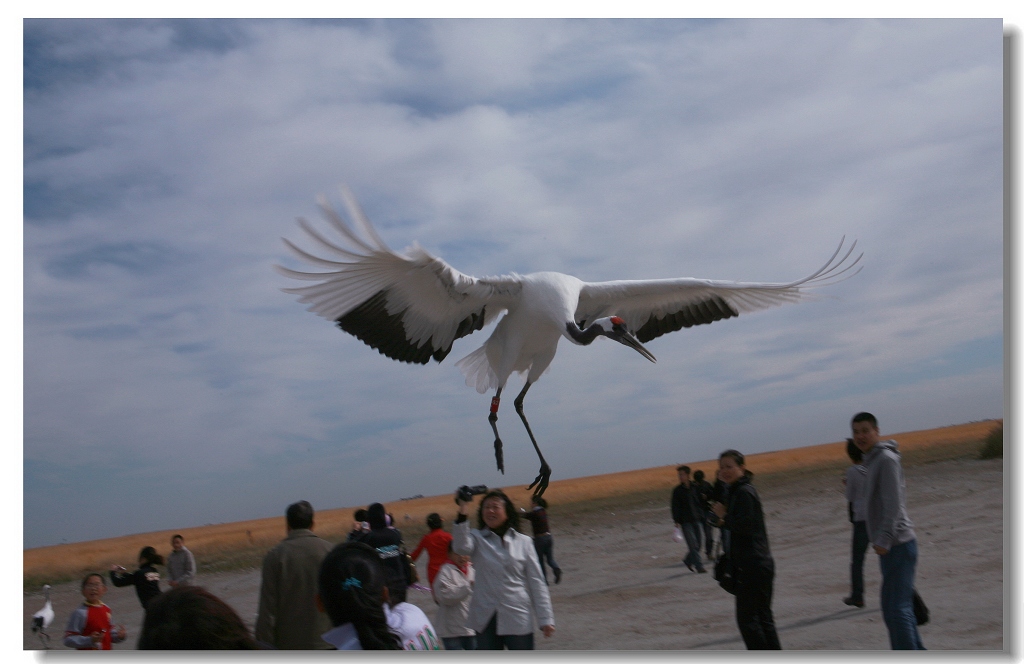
[
  {"x1": 137, "y1": 586, "x2": 260, "y2": 649},
  {"x1": 711, "y1": 450, "x2": 781, "y2": 650},
  {"x1": 318, "y1": 542, "x2": 439, "y2": 650},
  {"x1": 454, "y1": 489, "x2": 554, "y2": 650},
  {"x1": 110, "y1": 546, "x2": 164, "y2": 610},
  {"x1": 410, "y1": 512, "x2": 453, "y2": 586}
]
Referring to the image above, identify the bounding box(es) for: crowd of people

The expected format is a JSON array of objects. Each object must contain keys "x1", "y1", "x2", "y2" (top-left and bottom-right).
[{"x1": 59, "y1": 411, "x2": 924, "y2": 650}]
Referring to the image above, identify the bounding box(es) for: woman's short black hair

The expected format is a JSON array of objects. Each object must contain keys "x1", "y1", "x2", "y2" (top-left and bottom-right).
[
  {"x1": 137, "y1": 586, "x2": 259, "y2": 650},
  {"x1": 426, "y1": 512, "x2": 443, "y2": 530}
]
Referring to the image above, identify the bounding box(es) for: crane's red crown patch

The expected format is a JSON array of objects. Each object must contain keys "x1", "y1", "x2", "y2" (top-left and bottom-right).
[{"x1": 610, "y1": 316, "x2": 624, "y2": 325}]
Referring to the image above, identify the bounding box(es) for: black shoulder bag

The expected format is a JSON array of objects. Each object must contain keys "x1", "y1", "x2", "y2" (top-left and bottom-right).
[{"x1": 714, "y1": 553, "x2": 737, "y2": 594}]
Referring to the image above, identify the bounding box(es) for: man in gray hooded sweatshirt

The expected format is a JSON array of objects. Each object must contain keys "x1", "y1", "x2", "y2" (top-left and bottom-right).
[{"x1": 851, "y1": 412, "x2": 924, "y2": 650}]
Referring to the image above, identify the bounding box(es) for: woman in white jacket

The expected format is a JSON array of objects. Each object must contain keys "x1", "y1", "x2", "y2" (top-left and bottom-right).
[{"x1": 453, "y1": 490, "x2": 555, "y2": 650}]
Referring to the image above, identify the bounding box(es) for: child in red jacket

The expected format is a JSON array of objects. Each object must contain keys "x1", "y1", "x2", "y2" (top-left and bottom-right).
[{"x1": 63, "y1": 573, "x2": 126, "y2": 650}]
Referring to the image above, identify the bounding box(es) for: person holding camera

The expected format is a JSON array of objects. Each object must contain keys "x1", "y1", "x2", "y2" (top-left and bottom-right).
[{"x1": 453, "y1": 488, "x2": 554, "y2": 650}]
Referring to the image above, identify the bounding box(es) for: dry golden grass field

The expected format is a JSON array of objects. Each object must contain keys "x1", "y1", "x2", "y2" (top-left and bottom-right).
[{"x1": 23, "y1": 419, "x2": 999, "y2": 590}]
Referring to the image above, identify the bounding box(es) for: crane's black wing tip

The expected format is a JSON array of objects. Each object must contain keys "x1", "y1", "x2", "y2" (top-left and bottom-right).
[{"x1": 635, "y1": 295, "x2": 739, "y2": 343}]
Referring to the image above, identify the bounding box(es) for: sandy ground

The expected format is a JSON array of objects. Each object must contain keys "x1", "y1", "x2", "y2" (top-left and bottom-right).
[{"x1": 23, "y1": 454, "x2": 1003, "y2": 651}]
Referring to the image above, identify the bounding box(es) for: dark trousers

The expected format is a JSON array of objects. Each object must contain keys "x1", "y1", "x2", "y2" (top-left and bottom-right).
[
  {"x1": 532, "y1": 533, "x2": 561, "y2": 582},
  {"x1": 475, "y1": 614, "x2": 534, "y2": 650},
  {"x1": 850, "y1": 520, "x2": 869, "y2": 603},
  {"x1": 735, "y1": 566, "x2": 781, "y2": 650},
  {"x1": 442, "y1": 635, "x2": 477, "y2": 650}
]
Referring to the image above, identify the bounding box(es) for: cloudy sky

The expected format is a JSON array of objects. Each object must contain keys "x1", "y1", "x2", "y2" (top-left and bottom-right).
[{"x1": 22, "y1": 18, "x2": 1003, "y2": 549}]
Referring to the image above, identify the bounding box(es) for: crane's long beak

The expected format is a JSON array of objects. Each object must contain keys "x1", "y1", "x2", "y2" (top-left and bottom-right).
[{"x1": 611, "y1": 330, "x2": 657, "y2": 363}]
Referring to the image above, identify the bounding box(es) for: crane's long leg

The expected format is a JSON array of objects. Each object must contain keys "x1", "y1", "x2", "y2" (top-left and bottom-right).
[
  {"x1": 513, "y1": 382, "x2": 551, "y2": 498},
  {"x1": 488, "y1": 387, "x2": 505, "y2": 474}
]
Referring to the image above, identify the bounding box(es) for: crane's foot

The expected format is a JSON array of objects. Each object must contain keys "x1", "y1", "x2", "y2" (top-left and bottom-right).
[
  {"x1": 493, "y1": 437, "x2": 505, "y2": 474},
  {"x1": 527, "y1": 462, "x2": 551, "y2": 497}
]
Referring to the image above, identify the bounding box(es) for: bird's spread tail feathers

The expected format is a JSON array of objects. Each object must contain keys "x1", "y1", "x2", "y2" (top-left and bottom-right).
[{"x1": 456, "y1": 346, "x2": 498, "y2": 394}]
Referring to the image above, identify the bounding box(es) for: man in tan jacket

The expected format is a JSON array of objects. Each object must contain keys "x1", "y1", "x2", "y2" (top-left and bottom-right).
[{"x1": 255, "y1": 500, "x2": 334, "y2": 649}]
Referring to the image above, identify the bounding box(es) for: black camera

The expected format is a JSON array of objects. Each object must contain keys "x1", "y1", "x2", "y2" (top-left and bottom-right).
[{"x1": 455, "y1": 485, "x2": 488, "y2": 503}]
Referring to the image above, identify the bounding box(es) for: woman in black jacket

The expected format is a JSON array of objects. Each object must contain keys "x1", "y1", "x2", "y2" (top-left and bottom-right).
[
  {"x1": 111, "y1": 546, "x2": 164, "y2": 610},
  {"x1": 353, "y1": 503, "x2": 412, "y2": 604},
  {"x1": 711, "y1": 450, "x2": 781, "y2": 650}
]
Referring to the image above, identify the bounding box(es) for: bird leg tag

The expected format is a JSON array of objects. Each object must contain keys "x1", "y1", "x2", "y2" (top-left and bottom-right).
[{"x1": 490, "y1": 397, "x2": 500, "y2": 413}]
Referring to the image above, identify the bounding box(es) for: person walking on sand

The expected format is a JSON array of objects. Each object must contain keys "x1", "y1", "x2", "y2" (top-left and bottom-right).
[
  {"x1": 842, "y1": 438, "x2": 869, "y2": 608},
  {"x1": 520, "y1": 495, "x2": 562, "y2": 584},
  {"x1": 110, "y1": 546, "x2": 163, "y2": 610},
  {"x1": 410, "y1": 513, "x2": 452, "y2": 587},
  {"x1": 692, "y1": 469, "x2": 715, "y2": 560},
  {"x1": 851, "y1": 412, "x2": 925, "y2": 650},
  {"x1": 167, "y1": 535, "x2": 196, "y2": 587},
  {"x1": 711, "y1": 450, "x2": 781, "y2": 650},
  {"x1": 255, "y1": 500, "x2": 334, "y2": 649},
  {"x1": 671, "y1": 465, "x2": 706, "y2": 573}
]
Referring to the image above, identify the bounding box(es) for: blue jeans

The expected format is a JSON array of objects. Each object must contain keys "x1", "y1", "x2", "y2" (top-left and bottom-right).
[
  {"x1": 442, "y1": 636, "x2": 476, "y2": 650},
  {"x1": 475, "y1": 614, "x2": 534, "y2": 650},
  {"x1": 680, "y1": 522, "x2": 704, "y2": 570},
  {"x1": 878, "y1": 539, "x2": 925, "y2": 649},
  {"x1": 850, "y1": 520, "x2": 869, "y2": 602},
  {"x1": 701, "y1": 512, "x2": 715, "y2": 556}
]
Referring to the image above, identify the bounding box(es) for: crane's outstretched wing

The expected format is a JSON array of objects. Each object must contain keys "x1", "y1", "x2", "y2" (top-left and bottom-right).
[
  {"x1": 275, "y1": 188, "x2": 521, "y2": 364},
  {"x1": 575, "y1": 239, "x2": 861, "y2": 343}
]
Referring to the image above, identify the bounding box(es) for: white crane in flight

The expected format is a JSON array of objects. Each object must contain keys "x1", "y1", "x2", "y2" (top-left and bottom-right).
[{"x1": 275, "y1": 188, "x2": 861, "y2": 497}]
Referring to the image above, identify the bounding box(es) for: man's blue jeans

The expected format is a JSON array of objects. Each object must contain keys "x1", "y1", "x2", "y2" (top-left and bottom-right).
[
  {"x1": 878, "y1": 539, "x2": 925, "y2": 649},
  {"x1": 701, "y1": 511, "x2": 716, "y2": 556},
  {"x1": 680, "y1": 522, "x2": 704, "y2": 571}
]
